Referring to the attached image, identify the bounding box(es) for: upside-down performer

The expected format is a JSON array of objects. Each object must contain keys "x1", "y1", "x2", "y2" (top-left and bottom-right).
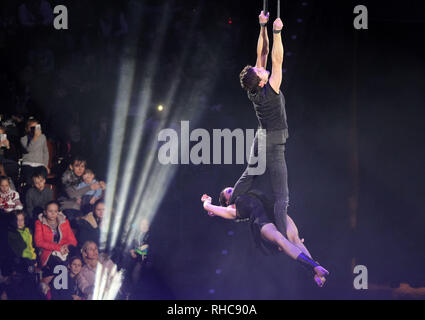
[
  {"x1": 201, "y1": 169, "x2": 329, "y2": 287},
  {"x1": 231, "y1": 9, "x2": 290, "y2": 237}
]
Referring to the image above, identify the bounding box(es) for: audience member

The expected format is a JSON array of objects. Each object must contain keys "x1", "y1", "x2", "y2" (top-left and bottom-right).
[
  {"x1": 20, "y1": 118, "x2": 49, "y2": 186},
  {"x1": 76, "y1": 199, "x2": 104, "y2": 248},
  {"x1": 0, "y1": 126, "x2": 19, "y2": 186},
  {"x1": 2, "y1": 211, "x2": 39, "y2": 299},
  {"x1": 7, "y1": 211, "x2": 37, "y2": 274},
  {"x1": 34, "y1": 201, "x2": 77, "y2": 281},
  {"x1": 77, "y1": 241, "x2": 116, "y2": 299},
  {"x1": 60, "y1": 156, "x2": 100, "y2": 222},
  {"x1": 51, "y1": 256, "x2": 84, "y2": 300},
  {"x1": 77, "y1": 168, "x2": 103, "y2": 214},
  {"x1": 0, "y1": 165, "x2": 16, "y2": 191},
  {"x1": 0, "y1": 176, "x2": 23, "y2": 213},
  {"x1": 25, "y1": 171, "x2": 54, "y2": 222}
]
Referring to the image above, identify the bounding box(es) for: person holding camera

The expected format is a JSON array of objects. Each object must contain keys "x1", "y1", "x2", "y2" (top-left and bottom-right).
[
  {"x1": 0, "y1": 126, "x2": 19, "y2": 187},
  {"x1": 20, "y1": 119, "x2": 49, "y2": 187}
]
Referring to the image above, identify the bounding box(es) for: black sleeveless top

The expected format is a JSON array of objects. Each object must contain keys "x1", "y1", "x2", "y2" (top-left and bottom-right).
[
  {"x1": 247, "y1": 82, "x2": 289, "y2": 133},
  {"x1": 235, "y1": 190, "x2": 274, "y2": 221}
]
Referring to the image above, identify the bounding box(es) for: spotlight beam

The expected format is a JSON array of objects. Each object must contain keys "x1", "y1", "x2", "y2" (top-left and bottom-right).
[
  {"x1": 108, "y1": 3, "x2": 173, "y2": 251},
  {"x1": 119, "y1": 4, "x2": 203, "y2": 247}
]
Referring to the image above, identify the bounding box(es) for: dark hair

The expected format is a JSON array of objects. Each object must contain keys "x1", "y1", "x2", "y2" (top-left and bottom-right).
[
  {"x1": 70, "y1": 155, "x2": 87, "y2": 167},
  {"x1": 219, "y1": 189, "x2": 228, "y2": 207},
  {"x1": 69, "y1": 256, "x2": 83, "y2": 265},
  {"x1": 0, "y1": 175, "x2": 10, "y2": 186},
  {"x1": 84, "y1": 168, "x2": 94, "y2": 176},
  {"x1": 13, "y1": 210, "x2": 26, "y2": 229},
  {"x1": 240, "y1": 65, "x2": 261, "y2": 92},
  {"x1": 25, "y1": 118, "x2": 39, "y2": 147},
  {"x1": 31, "y1": 171, "x2": 46, "y2": 181},
  {"x1": 25, "y1": 118, "x2": 39, "y2": 130},
  {"x1": 44, "y1": 200, "x2": 60, "y2": 211},
  {"x1": 94, "y1": 198, "x2": 105, "y2": 210}
]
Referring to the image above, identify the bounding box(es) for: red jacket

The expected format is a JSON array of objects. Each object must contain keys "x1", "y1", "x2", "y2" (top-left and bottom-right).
[{"x1": 35, "y1": 212, "x2": 77, "y2": 267}]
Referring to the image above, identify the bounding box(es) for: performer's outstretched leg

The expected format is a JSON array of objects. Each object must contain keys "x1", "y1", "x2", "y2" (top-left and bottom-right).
[
  {"x1": 267, "y1": 141, "x2": 289, "y2": 238},
  {"x1": 260, "y1": 223, "x2": 329, "y2": 286},
  {"x1": 261, "y1": 223, "x2": 300, "y2": 259}
]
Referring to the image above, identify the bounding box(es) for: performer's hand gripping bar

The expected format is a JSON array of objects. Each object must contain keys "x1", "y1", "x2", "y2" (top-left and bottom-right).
[
  {"x1": 277, "y1": 0, "x2": 281, "y2": 19},
  {"x1": 263, "y1": 0, "x2": 268, "y2": 14}
]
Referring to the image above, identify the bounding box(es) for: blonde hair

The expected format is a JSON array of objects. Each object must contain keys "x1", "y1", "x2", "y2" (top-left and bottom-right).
[{"x1": 83, "y1": 168, "x2": 95, "y2": 177}]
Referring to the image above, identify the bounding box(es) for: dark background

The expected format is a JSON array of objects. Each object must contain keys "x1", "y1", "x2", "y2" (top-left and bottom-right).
[{"x1": 1, "y1": 0, "x2": 424, "y2": 299}]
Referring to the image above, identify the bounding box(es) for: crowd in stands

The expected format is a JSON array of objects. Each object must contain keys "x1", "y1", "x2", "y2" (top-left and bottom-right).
[
  {"x1": 0, "y1": 0, "x2": 130, "y2": 299},
  {"x1": 0, "y1": 0, "x2": 161, "y2": 300},
  {"x1": 0, "y1": 116, "x2": 115, "y2": 299}
]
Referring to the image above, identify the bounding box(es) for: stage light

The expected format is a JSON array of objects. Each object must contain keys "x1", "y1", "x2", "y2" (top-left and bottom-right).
[
  {"x1": 106, "y1": 2, "x2": 173, "y2": 253},
  {"x1": 97, "y1": 0, "x2": 226, "y2": 300}
]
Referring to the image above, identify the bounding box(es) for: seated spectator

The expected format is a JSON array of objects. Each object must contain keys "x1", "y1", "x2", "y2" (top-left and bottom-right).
[
  {"x1": 77, "y1": 169, "x2": 104, "y2": 214},
  {"x1": 0, "y1": 176, "x2": 23, "y2": 214},
  {"x1": 7, "y1": 211, "x2": 37, "y2": 274},
  {"x1": 0, "y1": 126, "x2": 19, "y2": 187},
  {"x1": 25, "y1": 172, "x2": 53, "y2": 223},
  {"x1": 51, "y1": 256, "x2": 84, "y2": 300},
  {"x1": 3, "y1": 211, "x2": 39, "y2": 300},
  {"x1": 0, "y1": 165, "x2": 16, "y2": 191},
  {"x1": 76, "y1": 199, "x2": 104, "y2": 248},
  {"x1": 60, "y1": 156, "x2": 101, "y2": 222},
  {"x1": 125, "y1": 218, "x2": 150, "y2": 297},
  {"x1": 34, "y1": 201, "x2": 77, "y2": 285},
  {"x1": 20, "y1": 119, "x2": 49, "y2": 187},
  {"x1": 77, "y1": 241, "x2": 116, "y2": 299}
]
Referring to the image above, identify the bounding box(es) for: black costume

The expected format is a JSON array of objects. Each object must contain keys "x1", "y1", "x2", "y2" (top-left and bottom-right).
[
  {"x1": 229, "y1": 82, "x2": 290, "y2": 237},
  {"x1": 233, "y1": 171, "x2": 321, "y2": 274},
  {"x1": 234, "y1": 169, "x2": 281, "y2": 255}
]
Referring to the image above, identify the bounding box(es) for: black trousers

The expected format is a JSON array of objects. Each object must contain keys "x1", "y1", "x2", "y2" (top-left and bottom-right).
[{"x1": 230, "y1": 129, "x2": 289, "y2": 237}]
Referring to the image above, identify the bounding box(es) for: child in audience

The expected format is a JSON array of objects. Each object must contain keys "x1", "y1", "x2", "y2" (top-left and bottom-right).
[
  {"x1": 25, "y1": 172, "x2": 54, "y2": 222},
  {"x1": 77, "y1": 169, "x2": 104, "y2": 214},
  {"x1": 51, "y1": 256, "x2": 84, "y2": 300},
  {"x1": 0, "y1": 166, "x2": 16, "y2": 191},
  {"x1": 0, "y1": 176, "x2": 23, "y2": 213},
  {"x1": 7, "y1": 211, "x2": 37, "y2": 274},
  {"x1": 3, "y1": 211, "x2": 39, "y2": 299}
]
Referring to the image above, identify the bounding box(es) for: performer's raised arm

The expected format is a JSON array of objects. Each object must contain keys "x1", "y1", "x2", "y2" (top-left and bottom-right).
[
  {"x1": 256, "y1": 11, "x2": 270, "y2": 68},
  {"x1": 201, "y1": 194, "x2": 236, "y2": 220},
  {"x1": 269, "y1": 18, "x2": 284, "y2": 94}
]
